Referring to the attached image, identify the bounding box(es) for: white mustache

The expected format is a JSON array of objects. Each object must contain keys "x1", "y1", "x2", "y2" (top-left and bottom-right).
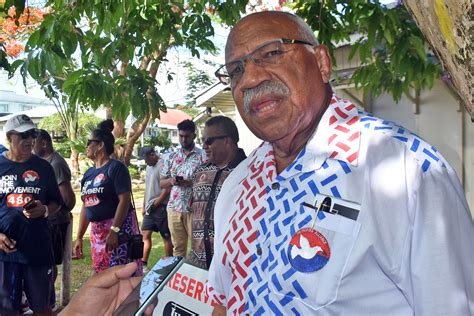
[{"x1": 243, "y1": 81, "x2": 290, "y2": 114}]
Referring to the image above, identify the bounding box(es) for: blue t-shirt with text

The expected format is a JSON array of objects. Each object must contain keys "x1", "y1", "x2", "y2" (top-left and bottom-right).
[
  {"x1": 0, "y1": 155, "x2": 62, "y2": 265},
  {"x1": 81, "y1": 159, "x2": 132, "y2": 222}
]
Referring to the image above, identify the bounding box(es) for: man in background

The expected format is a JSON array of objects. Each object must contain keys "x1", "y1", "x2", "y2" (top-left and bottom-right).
[
  {"x1": 139, "y1": 146, "x2": 172, "y2": 271},
  {"x1": 160, "y1": 119, "x2": 206, "y2": 257},
  {"x1": 34, "y1": 130, "x2": 76, "y2": 286},
  {"x1": 188, "y1": 116, "x2": 246, "y2": 270}
]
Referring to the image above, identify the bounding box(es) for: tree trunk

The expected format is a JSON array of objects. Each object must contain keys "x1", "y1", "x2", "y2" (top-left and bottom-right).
[
  {"x1": 404, "y1": 0, "x2": 473, "y2": 119},
  {"x1": 123, "y1": 114, "x2": 151, "y2": 165},
  {"x1": 70, "y1": 149, "x2": 79, "y2": 176},
  {"x1": 68, "y1": 119, "x2": 80, "y2": 176}
]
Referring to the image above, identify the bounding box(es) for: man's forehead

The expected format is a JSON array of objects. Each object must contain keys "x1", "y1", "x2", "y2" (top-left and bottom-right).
[{"x1": 225, "y1": 14, "x2": 299, "y2": 61}]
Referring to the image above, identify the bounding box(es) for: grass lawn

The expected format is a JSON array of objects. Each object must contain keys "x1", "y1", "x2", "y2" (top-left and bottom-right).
[{"x1": 55, "y1": 186, "x2": 165, "y2": 299}]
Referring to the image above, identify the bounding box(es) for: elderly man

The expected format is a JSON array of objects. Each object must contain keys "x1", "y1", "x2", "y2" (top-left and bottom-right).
[
  {"x1": 187, "y1": 116, "x2": 246, "y2": 270},
  {"x1": 0, "y1": 115, "x2": 62, "y2": 316},
  {"x1": 207, "y1": 11, "x2": 474, "y2": 315}
]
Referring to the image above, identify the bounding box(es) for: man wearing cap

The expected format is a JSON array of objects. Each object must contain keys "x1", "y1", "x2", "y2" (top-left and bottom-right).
[
  {"x1": 140, "y1": 147, "x2": 172, "y2": 270},
  {"x1": 0, "y1": 114, "x2": 62, "y2": 316}
]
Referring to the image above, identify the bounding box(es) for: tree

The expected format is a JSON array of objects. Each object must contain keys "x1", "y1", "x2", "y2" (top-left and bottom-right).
[
  {"x1": 289, "y1": 0, "x2": 442, "y2": 103},
  {"x1": 143, "y1": 133, "x2": 172, "y2": 152},
  {"x1": 11, "y1": 0, "x2": 247, "y2": 165},
  {"x1": 0, "y1": 1, "x2": 47, "y2": 68},
  {"x1": 39, "y1": 112, "x2": 101, "y2": 174},
  {"x1": 182, "y1": 60, "x2": 216, "y2": 106}
]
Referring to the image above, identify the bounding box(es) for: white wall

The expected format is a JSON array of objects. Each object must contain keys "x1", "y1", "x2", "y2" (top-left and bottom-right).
[
  {"x1": 368, "y1": 80, "x2": 473, "y2": 216},
  {"x1": 464, "y1": 108, "x2": 474, "y2": 215},
  {"x1": 235, "y1": 112, "x2": 263, "y2": 155}
]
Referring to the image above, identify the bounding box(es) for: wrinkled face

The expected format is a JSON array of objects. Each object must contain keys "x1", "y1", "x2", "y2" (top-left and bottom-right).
[
  {"x1": 8, "y1": 129, "x2": 36, "y2": 157},
  {"x1": 202, "y1": 125, "x2": 229, "y2": 166},
  {"x1": 225, "y1": 13, "x2": 331, "y2": 143},
  {"x1": 179, "y1": 130, "x2": 195, "y2": 150},
  {"x1": 144, "y1": 152, "x2": 158, "y2": 166}
]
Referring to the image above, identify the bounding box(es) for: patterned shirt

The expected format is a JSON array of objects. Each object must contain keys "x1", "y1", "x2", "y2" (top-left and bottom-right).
[
  {"x1": 161, "y1": 146, "x2": 206, "y2": 213},
  {"x1": 188, "y1": 149, "x2": 246, "y2": 270},
  {"x1": 207, "y1": 94, "x2": 473, "y2": 315}
]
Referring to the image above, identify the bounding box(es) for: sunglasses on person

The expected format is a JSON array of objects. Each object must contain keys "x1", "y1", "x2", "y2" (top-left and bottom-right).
[
  {"x1": 11, "y1": 129, "x2": 38, "y2": 139},
  {"x1": 201, "y1": 135, "x2": 228, "y2": 146},
  {"x1": 86, "y1": 139, "x2": 101, "y2": 146}
]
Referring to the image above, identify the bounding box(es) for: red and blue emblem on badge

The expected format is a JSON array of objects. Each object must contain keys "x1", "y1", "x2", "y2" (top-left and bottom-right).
[
  {"x1": 22, "y1": 170, "x2": 39, "y2": 185},
  {"x1": 287, "y1": 227, "x2": 331, "y2": 273},
  {"x1": 93, "y1": 173, "x2": 106, "y2": 186}
]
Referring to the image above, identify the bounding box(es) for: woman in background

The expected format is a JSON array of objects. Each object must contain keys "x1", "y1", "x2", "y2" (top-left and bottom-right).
[{"x1": 73, "y1": 119, "x2": 142, "y2": 275}]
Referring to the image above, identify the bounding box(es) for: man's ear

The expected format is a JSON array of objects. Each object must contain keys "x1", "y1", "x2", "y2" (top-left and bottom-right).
[{"x1": 315, "y1": 45, "x2": 332, "y2": 83}]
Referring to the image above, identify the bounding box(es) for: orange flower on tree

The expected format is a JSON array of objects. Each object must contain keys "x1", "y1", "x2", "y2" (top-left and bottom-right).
[{"x1": 0, "y1": 5, "x2": 48, "y2": 58}]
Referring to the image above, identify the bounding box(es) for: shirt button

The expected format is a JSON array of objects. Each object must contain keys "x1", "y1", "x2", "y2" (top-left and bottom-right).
[
  {"x1": 256, "y1": 246, "x2": 262, "y2": 255},
  {"x1": 271, "y1": 182, "x2": 279, "y2": 190}
]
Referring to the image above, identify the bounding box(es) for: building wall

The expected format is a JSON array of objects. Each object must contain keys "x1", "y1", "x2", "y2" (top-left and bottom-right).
[
  {"x1": 463, "y1": 107, "x2": 474, "y2": 215},
  {"x1": 339, "y1": 80, "x2": 473, "y2": 215},
  {"x1": 235, "y1": 113, "x2": 263, "y2": 155}
]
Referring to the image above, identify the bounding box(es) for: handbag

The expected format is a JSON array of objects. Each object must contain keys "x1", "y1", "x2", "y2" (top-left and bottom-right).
[{"x1": 117, "y1": 192, "x2": 144, "y2": 260}]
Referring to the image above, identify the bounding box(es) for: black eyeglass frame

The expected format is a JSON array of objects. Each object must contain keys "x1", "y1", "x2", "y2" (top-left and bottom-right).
[
  {"x1": 201, "y1": 135, "x2": 228, "y2": 146},
  {"x1": 214, "y1": 38, "x2": 314, "y2": 85},
  {"x1": 10, "y1": 129, "x2": 38, "y2": 139}
]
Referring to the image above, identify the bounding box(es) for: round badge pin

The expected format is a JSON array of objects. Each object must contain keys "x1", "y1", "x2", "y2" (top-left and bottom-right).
[{"x1": 287, "y1": 227, "x2": 331, "y2": 273}]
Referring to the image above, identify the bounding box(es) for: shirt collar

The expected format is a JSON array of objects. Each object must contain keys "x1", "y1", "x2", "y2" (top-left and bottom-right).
[
  {"x1": 300, "y1": 94, "x2": 361, "y2": 173},
  {"x1": 245, "y1": 94, "x2": 361, "y2": 180}
]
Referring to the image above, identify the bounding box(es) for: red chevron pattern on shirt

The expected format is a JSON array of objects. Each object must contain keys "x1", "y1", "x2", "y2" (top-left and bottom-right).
[
  {"x1": 209, "y1": 147, "x2": 276, "y2": 314},
  {"x1": 327, "y1": 97, "x2": 360, "y2": 163}
]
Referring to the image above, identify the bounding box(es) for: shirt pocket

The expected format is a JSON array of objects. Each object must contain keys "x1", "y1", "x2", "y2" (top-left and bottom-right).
[{"x1": 269, "y1": 213, "x2": 361, "y2": 312}]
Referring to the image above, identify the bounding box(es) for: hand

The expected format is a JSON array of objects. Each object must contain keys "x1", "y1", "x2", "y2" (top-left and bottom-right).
[
  {"x1": 152, "y1": 198, "x2": 160, "y2": 209},
  {"x1": 59, "y1": 262, "x2": 155, "y2": 316},
  {"x1": 0, "y1": 233, "x2": 16, "y2": 253},
  {"x1": 23, "y1": 200, "x2": 47, "y2": 219},
  {"x1": 73, "y1": 239, "x2": 84, "y2": 259},
  {"x1": 170, "y1": 177, "x2": 178, "y2": 186},
  {"x1": 106, "y1": 231, "x2": 119, "y2": 252},
  {"x1": 212, "y1": 304, "x2": 227, "y2": 316}
]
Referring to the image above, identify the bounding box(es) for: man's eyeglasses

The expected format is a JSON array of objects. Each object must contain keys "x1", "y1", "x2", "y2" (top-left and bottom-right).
[
  {"x1": 201, "y1": 135, "x2": 228, "y2": 146},
  {"x1": 11, "y1": 129, "x2": 38, "y2": 139},
  {"x1": 87, "y1": 139, "x2": 101, "y2": 147},
  {"x1": 215, "y1": 38, "x2": 314, "y2": 86}
]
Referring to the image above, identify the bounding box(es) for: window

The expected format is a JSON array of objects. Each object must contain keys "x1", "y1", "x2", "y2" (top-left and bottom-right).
[
  {"x1": 21, "y1": 105, "x2": 33, "y2": 111},
  {"x1": 0, "y1": 103, "x2": 8, "y2": 112}
]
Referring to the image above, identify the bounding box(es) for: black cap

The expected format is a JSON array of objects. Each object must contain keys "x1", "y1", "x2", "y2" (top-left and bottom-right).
[{"x1": 139, "y1": 146, "x2": 156, "y2": 159}]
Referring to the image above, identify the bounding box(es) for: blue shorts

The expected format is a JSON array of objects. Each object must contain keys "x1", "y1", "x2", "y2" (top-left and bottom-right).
[{"x1": 0, "y1": 261, "x2": 55, "y2": 312}]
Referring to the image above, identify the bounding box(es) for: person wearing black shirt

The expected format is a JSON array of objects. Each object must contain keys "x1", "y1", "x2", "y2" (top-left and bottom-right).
[
  {"x1": 0, "y1": 114, "x2": 62, "y2": 316},
  {"x1": 72, "y1": 119, "x2": 142, "y2": 275}
]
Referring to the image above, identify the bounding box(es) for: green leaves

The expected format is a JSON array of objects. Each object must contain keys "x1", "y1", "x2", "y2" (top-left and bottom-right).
[
  {"x1": 295, "y1": 1, "x2": 442, "y2": 103},
  {"x1": 17, "y1": 0, "x2": 246, "y2": 123}
]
